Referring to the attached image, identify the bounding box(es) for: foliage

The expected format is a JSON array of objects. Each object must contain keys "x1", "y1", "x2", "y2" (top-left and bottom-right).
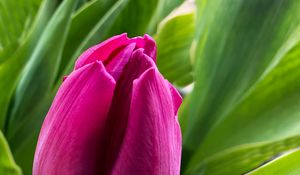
[{"x1": 1, "y1": 0, "x2": 300, "y2": 174}]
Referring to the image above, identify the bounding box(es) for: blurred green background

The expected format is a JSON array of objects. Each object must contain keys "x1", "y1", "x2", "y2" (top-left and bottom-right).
[{"x1": 1, "y1": 0, "x2": 300, "y2": 174}]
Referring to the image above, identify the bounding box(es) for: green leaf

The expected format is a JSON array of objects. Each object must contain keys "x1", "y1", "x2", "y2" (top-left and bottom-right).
[
  {"x1": 156, "y1": 1, "x2": 195, "y2": 86},
  {"x1": 105, "y1": 0, "x2": 159, "y2": 37},
  {"x1": 9, "y1": 96, "x2": 51, "y2": 175},
  {"x1": 59, "y1": 0, "x2": 160, "y2": 81},
  {"x1": 179, "y1": 93, "x2": 193, "y2": 170},
  {"x1": 0, "y1": 0, "x2": 41, "y2": 44},
  {"x1": 186, "y1": 135, "x2": 300, "y2": 175},
  {"x1": 0, "y1": 131, "x2": 21, "y2": 175},
  {"x1": 58, "y1": 0, "x2": 117, "y2": 79},
  {"x1": 75, "y1": 0, "x2": 91, "y2": 9},
  {"x1": 247, "y1": 148, "x2": 300, "y2": 175},
  {"x1": 8, "y1": 0, "x2": 77, "y2": 134},
  {"x1": 183, "y1": 0, "x2": 300, "y2": 158},
  {"x1": 0, "y1": 43, "x2": 18, "y2": 65},
  {"x1": 0, "y1": 0, "x2": 42, "y2": 62},
  {"x1": 58, "y1": 0, "x2": 129, "y2": 81},
  {"x1": 0, "y1": 0, "x2": 46, "y2": 118},
  {"x1": 0, "y1": 0, "x2": 59, "y2": 130},
  {"x1": 147, "y1": 0, "x2": 183, "y2": 34},
  {"x1": 5, "y1": 0, "x2": 78, "y2": 174},
  {"x1": 189, "y1": 38, "x2": 300, "y2": 166},
  {"x1": 179, "y1": 94, "x2": 192, "y2": 136}
]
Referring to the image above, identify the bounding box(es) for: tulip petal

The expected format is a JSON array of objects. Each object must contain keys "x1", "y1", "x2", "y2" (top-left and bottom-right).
[
  {"x1": 131, "y1": 34, "x2": 157, "y2": 61},
  {"x1": 75, "y1": 34, "x2": 156, "y2": 69},
  {"x1": 75, "y1": 34, "x2": 129, "y2": 69},
  {"x1": 105, "y1": 43, "x2": 136, "y2": 81},
  {"x1": 102, "y1": 49, "x2": 156, "y2": 173},
  {"x1": 111, "y1": 68, "x2": 182, "y2": 175},
  {"x1": 167, "y1": 81, "x2": 182, "y2": 115},
  {"x1": 33, "y1": 61, "x2": 116, "y2": 175}
]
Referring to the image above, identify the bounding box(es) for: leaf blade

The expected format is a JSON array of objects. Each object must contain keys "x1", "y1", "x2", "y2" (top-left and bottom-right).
[
  {"x1": 156, "y1": 1, "x2": 195, "y2": 86},
  {"x1": 184, "y1": 0, "x2": 300, "y2": 156},
  {"x1": 247, "y1": 148, "x2": 300, "y2": 175},
  {"x1": 0, "y1": 131, "x2": 21, "y2": 175}
]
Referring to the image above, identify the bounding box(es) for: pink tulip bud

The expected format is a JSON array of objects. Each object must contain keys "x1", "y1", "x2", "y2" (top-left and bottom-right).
[{"x1": 33, "y1": 34, "x2": 182, "y2": 175}]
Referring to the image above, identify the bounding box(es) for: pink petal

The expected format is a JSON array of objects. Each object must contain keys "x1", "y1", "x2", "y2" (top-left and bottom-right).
[
  {"x1": 33, "y1": 61, "x2": 116, "y2": 175},
  {"x1": 75, "y1": 34, "x2": 156, "y2": 69},
  {"x1": 130, "y1": 34, "x2": 157, "y2": 61},
  {"x1": 105, "y1": 43, "x2": 136, "y2": 81},
  {"x1": 75, "y1": 34, "x2": 129, "y2": 69},
  {"x1": 101, "y1": 49, "x2": 156, "y2": 173},
  {"x1": 167, "y1": 81, "x2": 182, "y2": 115},
  {"x1": 111, "y1": 68, "x2": 182, "y2": 175}
]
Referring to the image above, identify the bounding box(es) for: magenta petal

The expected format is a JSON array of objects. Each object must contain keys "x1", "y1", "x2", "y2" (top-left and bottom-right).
[
  {"x1": 167, "y1": 81, "x2": 182, "y2": 115},
  {"x1": 111, "y1": 68, "x2": 182, "y2": 175},
  {"x1": 33, "y1": 61, "x2": 116, "y2": 175},
  {"x1": 102, "y1": 49, "x2": 156, "y2": 173},
  {"x1": 75, "y1": 33, "x2": 129, "y2": 69},
  {"x1": 142, "y1": 34, "x2": 157, "y2": 61},
  {"x1": 130, "y1": 34, "x2": 157, "y2": 61},
  {"x1": 105, "y1": 43, "x2": 136, "y2": 81},
  {"x1": 75, "y1": 34, "x2": 156, "y2": 70}
]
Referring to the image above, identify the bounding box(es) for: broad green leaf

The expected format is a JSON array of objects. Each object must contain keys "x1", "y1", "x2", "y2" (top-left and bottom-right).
[
  {"x1": 0, "y1": 0, "x2": 42, "y2": 62},
  {"x1": 0, "y1": 0, "x2": 44, "y2": 104},
  {"x1": 76, "y1": 0, "x2": 91, "y2": 9},
  {"x1": 0, "y1": 43, "x2": 18, "y2": 65},
  {"x1": 59, "y1": 0, "x2": 129, "y2": 81},
  {"x1": 59, "y1": 0, "x2": 159, "y2": 81},
  {"x1": 0, "y1": 0, "x2": 59, "y2": 130},
  {"x1": 189, "y1": 39, "x2": 300, "y2": 166},
  {"x1": 156, "y1": 1, "x2": 195, "y2": 86},
  {"x1": 58, "y1": 0, "x2": 117, "y2": 78},
  {"x1": 179, "y1": 94, "x2": 191, "y2": 136},
  {"x1": 105, "y1": 0, "x2": 158, "y2": 37},
  {"x1": 5, "y1": 0, "x2": 78, "y2": 174},
  {"x1": 8, "y1": 0, "x2": 77, "y2": 133},
  {"x1": 183, "y1": 0, "x2": 300, "y2": 158},
  {"x1": 247, "y1": 148, "x2": 300, "y2": 175},
  {"x1": 186, "y1": 135, "x2": 300, "y2": 175},
  {"x1": 0, "y1": 131, "x2": 21, "y2": 175},
  {"x1": 147, "y1": 0, "x2": 183, "y2": 34},
  {"x1": 178, "y1": 93, "x2": 193, "y2": 170},
  {"x1": 9, "y1": 95, "x2": 52, "y2": 175},
  {"x1": 0, "y1": 0, "x2": 41, "y2": 45}
]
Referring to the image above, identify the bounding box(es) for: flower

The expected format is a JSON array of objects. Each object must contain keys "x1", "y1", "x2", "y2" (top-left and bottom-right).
[{"x1": 33, "y1": 33, "x2": 182, "y2": 175}]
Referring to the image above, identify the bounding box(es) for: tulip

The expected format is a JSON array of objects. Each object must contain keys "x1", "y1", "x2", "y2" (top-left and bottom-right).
[{"x1": 33, "y1": 33, "x2": 182, "y2": 175}]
